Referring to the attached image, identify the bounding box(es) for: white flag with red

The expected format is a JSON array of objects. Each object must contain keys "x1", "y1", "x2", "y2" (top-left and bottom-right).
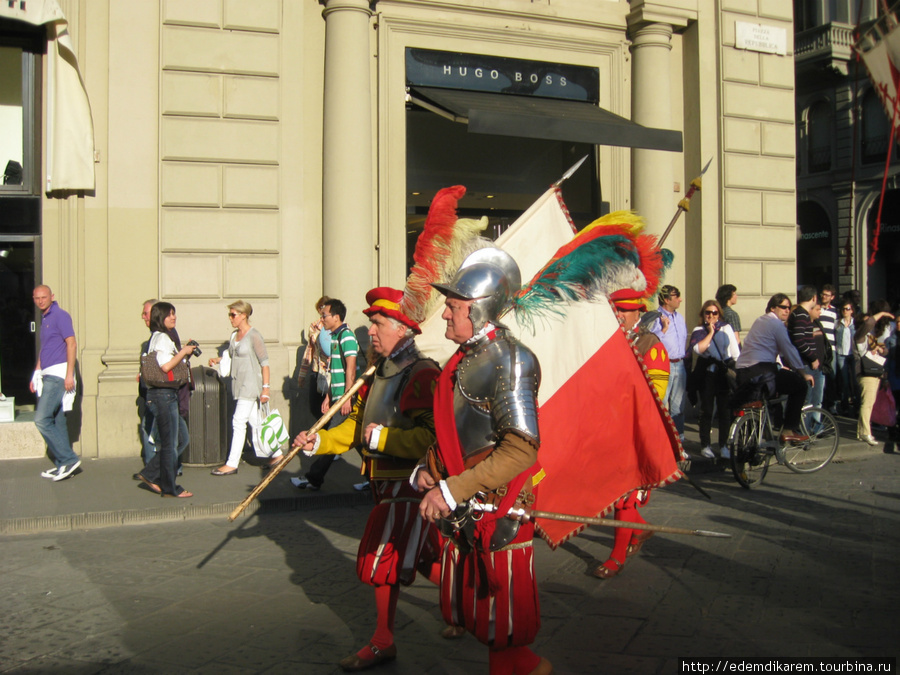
[{"x1": 418, "y1": 187, "x2": 682, "y2": 548}]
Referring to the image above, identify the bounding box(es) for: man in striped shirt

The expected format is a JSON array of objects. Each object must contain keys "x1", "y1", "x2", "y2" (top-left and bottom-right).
[
  {"x1": 294, "y1": 298, "x2": 359, "y2": 490},
  {"x1": 818, "y1": 284, "x2": 839, "y2": 411}
]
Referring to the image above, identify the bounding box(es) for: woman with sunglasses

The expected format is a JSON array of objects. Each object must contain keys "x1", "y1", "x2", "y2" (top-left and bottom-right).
[
  {"x1": 689, "y1": 300, "x2": 740, "y2": 460},
  {"x1": 208, "y1": 300, "x2": 280, "y2": 475}
]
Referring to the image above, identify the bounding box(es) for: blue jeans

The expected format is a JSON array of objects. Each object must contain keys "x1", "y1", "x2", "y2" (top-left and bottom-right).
[
  {"x1": 664, "y1": 360, "x2": 686, "y2": 436},
  {"x1": 804, "y1": 367, "x2": 825, "y2": 425},
  {"x1": 141, "y1": 403, "x2": 188, "y2": 466},
  {"x1": 141, "y1": 388, "x2": 185, "y2": 496},
  {"x1": 35, "y1": 374, "x2": 79, "y2": 468},
  {"x1": 835, "y1": 354, "x2": 858, "y2": 411}
]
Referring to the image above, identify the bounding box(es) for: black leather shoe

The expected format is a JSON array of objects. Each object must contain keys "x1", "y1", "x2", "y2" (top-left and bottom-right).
[{"x1": 339, "y1": 644, "x2": 397, "y2": 672}]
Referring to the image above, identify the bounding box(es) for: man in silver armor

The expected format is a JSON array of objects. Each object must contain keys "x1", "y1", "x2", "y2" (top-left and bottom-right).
[
  {"x1": 415, "y1": 249, "x2": 552, "y2": 675},
  {"x1": 292, "y1": 286, "x2": 444, "y2": 672}
]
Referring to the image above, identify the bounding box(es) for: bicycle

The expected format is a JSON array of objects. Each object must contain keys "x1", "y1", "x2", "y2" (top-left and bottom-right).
[{"x1": 728, "y1": 395, "x2": 839, "y2": 489}]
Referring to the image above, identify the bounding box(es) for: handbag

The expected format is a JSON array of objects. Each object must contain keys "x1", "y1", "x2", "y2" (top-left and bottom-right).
[
  {"x1": 252, "y1": 402, "x2": 290, "y2": 456},
  {"x1": 860, "y1": 347, "x2": 886, "y2": 377},
  {"x1": 140, "y1": 352, "x2": 190, "y2": 389},
  {"x1": 871, "y1": 384, "x2": 897, "y2": 428},
  {"x1": 316, "y1": 369, "x2": 330, "y2": 396}
]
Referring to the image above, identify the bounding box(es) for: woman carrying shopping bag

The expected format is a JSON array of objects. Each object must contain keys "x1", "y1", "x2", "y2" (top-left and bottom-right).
[{"x1": 209, "y1": 300, "x2": 281, "y2": 475}]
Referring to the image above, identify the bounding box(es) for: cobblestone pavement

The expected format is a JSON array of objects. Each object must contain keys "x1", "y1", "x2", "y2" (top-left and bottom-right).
[{"x1": 2, "y1": 452, "x2": 899, "y2": 674}]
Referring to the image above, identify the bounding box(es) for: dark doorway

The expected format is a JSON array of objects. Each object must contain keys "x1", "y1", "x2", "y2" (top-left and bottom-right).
[
  {"x1": 796, "y1": 200, "x2": 833, "y2": 288},
  {"x1": 866, "y1": 190, "x2": 900, "y2": 307},
  {"x1": 405, "y1": 107, "x2": 601, "y2": 272},
  {"x1": 0, "y1": 238, "x2": 38, "y2": 405}
]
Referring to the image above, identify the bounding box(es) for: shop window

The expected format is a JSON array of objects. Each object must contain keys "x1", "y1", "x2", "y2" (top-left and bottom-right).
[
  {"x1": 807, "y1": 100, "x2": 832, "y2": 173},
  {"x1": 0, "y1": 18, "x2": 42, "y2": 199},
  {"x1": 405, "y1": 107, "x2": 600, "y2": 273},
  {"x1": 861, "y1": 88, "x2": 895, "y2": 165}
]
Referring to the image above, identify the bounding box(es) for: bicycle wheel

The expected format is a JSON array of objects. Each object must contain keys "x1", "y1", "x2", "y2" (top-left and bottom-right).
[
  {"x1": 729, "y1": 411, "x2": 771, "y2": 488},
  {"x1": 784, "y1": 407, "x2": 839, "y2": 473}
]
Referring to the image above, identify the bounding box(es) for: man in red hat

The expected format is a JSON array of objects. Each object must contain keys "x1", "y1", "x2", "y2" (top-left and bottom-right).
[
  {"x1": 292, "y1": 287, "x2": 448, "y2": 672},
  {"x1": 591, "y1": 288, "x2": 673, "y2": 579}
]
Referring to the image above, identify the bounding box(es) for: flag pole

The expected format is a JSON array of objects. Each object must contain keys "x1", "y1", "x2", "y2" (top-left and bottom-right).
[
  {"x1": 472, "y1": 503, "x2": 730, "y2": 538},
  {"x1": 658, "y1": 157, "x2": 713, "y2": 247},
  {"x1": 227, "y1": 362, "x2": 377, "y2": 522}
]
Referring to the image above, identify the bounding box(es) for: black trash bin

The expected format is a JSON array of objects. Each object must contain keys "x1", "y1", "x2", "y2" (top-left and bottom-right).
[{"x1": 185, "y1": 366, "x2": 228, "y2": 466}]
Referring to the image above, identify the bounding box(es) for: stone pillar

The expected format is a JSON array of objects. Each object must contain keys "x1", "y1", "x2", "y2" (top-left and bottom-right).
[
  {"x1": 321, "y1": 0, "x2": 375, "y2": 319},
  {"x1": 630, "y1": 22, "x2": 674, "y2": 239}
]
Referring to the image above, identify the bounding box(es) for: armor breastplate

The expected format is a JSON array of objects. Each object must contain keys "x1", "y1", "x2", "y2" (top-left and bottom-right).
[
  {"x1": 443, "y1": 330, "x2": 541, "y2": 552},
  {"x1": 361, "y1": 343, "x2": 423, "y2": 432},
  {"x1": 453, "y1": 329, "x2": 540, "y2": 458}
]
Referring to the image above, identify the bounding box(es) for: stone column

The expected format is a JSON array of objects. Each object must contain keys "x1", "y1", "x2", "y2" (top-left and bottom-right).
[
  {"x1": 630, "y1": 22, "x2": 674, "y2": 239},
  {"x1": 321, "y1": 0, "x2": 375, "y2": 318}
]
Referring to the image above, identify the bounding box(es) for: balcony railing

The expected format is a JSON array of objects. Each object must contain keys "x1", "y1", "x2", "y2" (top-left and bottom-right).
[{"x1": 795, "y1": 23, "x2": 856, "y2": 70}]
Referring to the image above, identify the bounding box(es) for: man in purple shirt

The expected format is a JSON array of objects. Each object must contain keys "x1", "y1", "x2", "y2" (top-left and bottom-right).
[
  {"x1": 651, "y1": 285, "x2": 688, "y2": 441},
  {"x1": 735, "y1": 293, "x2": 814, "y2": 443},
  {"x1": 31, "y1": 285, "x2": 81, "y2": 481}
]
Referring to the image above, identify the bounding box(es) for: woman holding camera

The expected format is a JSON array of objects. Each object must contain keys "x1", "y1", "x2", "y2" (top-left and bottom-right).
[
  {"x1": 689, "y1": 299, "x2": 740, "y2": 460},
  {"x1": 209, "y1": 300, "x2": 280, "y2": 475},
  {"x1": 137, "y1": 302, "x2": 197, "y2": 497}
]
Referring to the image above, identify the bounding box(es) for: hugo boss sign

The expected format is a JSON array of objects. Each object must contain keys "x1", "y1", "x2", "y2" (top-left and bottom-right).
[{"x1": 406, "y1": 48, "x2": 599, "y2": 103}]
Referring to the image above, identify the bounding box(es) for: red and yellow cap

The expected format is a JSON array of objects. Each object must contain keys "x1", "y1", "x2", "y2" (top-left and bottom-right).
[
  {"x1": 610, "y1": 288, "x2": 647, "y2": 312},
  {"x1": 363, "y1": 287, "x2": 422, "y2": 334}
]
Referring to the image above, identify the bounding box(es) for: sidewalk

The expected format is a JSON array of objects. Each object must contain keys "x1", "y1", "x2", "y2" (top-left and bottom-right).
[
  {"x1": 0, "y1": 451, "x2": 372, "y2": 536},
  {"x1": 0, "y1": 412, "x2": 888, "y2": 536}
]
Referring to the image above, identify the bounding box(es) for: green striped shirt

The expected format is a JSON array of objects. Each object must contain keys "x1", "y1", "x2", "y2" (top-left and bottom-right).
[{"x1": 329, "y1": 324, "x2": 359, "y2": 398}]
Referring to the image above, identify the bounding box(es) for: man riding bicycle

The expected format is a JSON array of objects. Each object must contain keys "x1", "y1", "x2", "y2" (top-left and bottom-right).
[{"x1": 735, "y1": 293, "x2": 816, "y2": 443}]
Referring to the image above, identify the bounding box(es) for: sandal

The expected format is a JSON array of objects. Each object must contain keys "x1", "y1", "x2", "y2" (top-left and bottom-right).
[
  {"x1": 162, "y1": 490, "x2": 194, "y2": 498},
  {"x1": 440, "y1": 625, "x2": 466, "y2": 640},
  {"x1": 591, "y1": 556, "x2": 624, "y2": 580},
  {"x1": 626, "y1": 530, "x2": 655, "y2": 557},
  {"x1": 137, "y1": 475, "x2": 161, "y2": 494}
]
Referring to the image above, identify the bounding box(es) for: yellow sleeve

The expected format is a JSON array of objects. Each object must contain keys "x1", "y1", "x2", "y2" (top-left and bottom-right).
[
  {"x1": 314, "y1": 397, "x2": 363, "y2": 456},
  {"x1": 374, "y1": 409, "x2": 436, "y2": 460}
]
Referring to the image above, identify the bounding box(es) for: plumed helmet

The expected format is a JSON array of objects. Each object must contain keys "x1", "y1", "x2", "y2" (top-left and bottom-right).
[{"x1": 432, "y1": 248, "x2": 521, "y2": 333}]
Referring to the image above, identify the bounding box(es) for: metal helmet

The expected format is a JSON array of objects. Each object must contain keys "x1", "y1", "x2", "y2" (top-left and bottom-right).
[{"x1": 432, "y1": 248, "x2": 522, "y2": 333}]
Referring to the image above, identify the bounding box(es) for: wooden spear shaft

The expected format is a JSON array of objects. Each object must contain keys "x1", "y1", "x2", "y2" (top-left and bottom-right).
[{"x1": 227, "y1": 362, "x2": 377, "y2": 522}]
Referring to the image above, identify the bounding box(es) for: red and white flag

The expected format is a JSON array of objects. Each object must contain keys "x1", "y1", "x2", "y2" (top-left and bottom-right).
[
  {"x1": 858, "y1": 9, "x2": 900, "y2": 130},
  {"x1": 418, "y1": 188, "x2": 682, "y2": 548}
]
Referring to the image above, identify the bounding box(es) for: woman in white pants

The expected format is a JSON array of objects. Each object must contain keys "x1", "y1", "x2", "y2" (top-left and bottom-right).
[{"x1": 208, "y1": 300, "x2": 281, "y2": 475}]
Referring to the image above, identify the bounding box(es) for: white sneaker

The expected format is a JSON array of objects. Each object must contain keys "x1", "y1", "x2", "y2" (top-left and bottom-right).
[
  {"x1": 720, "y1": 445, "x2": 731, "y2": 460},
  {"x1": 52, "y1": 460, "x2": 81, "y2": 482},
  {"x1": 700, "y1": 446, "x2": 716, "y2": 459},
  {"x1": 40, "y1": 467, "x2": 60, "y2": 479}
]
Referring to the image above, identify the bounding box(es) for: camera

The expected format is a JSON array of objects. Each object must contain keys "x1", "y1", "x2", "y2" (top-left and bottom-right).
[{"x1": 186, "y1": 340, "x2": 202, "y2": 358}]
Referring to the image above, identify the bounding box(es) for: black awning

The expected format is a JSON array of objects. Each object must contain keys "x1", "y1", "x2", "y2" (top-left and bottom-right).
[{"x1": 408, "y1": 86, "x2": 683, "y2": 153}]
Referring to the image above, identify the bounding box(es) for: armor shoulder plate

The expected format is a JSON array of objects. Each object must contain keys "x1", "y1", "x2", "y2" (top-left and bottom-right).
[{"x1": 457, "y1": 331, "x2": 541, "y2": 444}]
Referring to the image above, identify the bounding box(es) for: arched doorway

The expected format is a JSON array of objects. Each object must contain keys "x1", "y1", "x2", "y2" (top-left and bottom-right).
[
  {"x1": 866, "y1": 189, "x2": 900, "y2": 307},
  {"x1": 797, "y1": 200, "x2": 833, "y2": 288}
]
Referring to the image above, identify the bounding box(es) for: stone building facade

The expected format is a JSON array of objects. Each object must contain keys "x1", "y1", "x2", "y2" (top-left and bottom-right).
[{"x1": 0, "y1": 0, "x2": 797, "y2": 458}]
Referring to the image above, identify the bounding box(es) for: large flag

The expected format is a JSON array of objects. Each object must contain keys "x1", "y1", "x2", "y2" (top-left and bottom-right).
[
  {"x1": 417, "y1": 187, "x2": 682, "y2": 548},
  {"x1": 857, "y1": 5, "x2": 900, "y2": 131}
]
